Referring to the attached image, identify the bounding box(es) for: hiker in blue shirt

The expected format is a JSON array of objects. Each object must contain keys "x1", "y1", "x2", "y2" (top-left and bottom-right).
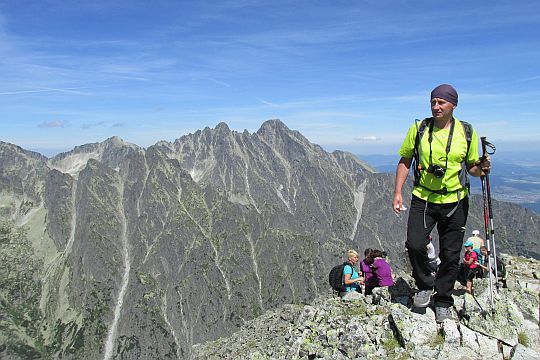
[{"x1": 341, "y1": 249, "x2": 364, "y2": 300}]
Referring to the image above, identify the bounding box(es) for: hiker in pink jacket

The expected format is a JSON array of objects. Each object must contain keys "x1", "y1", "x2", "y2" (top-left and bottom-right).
[{"x1": 371, "y1": 249, "x2": 395, "y2": 286}]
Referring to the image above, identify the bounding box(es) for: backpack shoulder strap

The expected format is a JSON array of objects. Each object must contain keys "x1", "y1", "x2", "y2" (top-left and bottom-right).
[
  {"x1": 413, "y1": 118, "x2": 430, "y2": 186},
  {"x1": 460, "y1": 120, "x2": 473, "y2": 158},
  {"x1": 414, "y1": 118, "x2": 429, "y2": 150}
]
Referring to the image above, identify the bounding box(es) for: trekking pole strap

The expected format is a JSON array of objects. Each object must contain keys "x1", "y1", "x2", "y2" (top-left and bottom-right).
[{"x1": 480, "y1": 137, "x2": 496, "y2": 157}]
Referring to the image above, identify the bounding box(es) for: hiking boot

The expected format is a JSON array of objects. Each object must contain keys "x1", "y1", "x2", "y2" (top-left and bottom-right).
[
  {"x1": 435, "y1": 306, "x2": 453, "y2": 323},
  {"x1": 413, "y1": 289, "x2": 433, "y2": 307}
]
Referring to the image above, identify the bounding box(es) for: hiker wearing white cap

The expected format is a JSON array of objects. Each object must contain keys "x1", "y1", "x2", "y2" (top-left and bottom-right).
[{"x1": 467, "y1": 230, "x2": 484, "y2": 251}]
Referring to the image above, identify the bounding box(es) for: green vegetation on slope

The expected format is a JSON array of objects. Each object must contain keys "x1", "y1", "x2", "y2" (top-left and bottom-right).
[{"x1": 0, "y1": 220, "x2": 47, "y2": 359}]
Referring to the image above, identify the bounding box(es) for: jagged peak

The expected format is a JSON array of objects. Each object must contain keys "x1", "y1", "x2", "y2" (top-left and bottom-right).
[
  {"x1": 155, "y1": 140, "x2": 173, "y2": 148},
  {"x1": 53, "y1": 136, "x2": 138, "y2": 159},
  {"x1": 257, "y1": 119, "x2": 290, "y2": 134},
  {"x1": 53, "y1": 142, "x2": 100, "y2": 160},
  {"x1": 102, "y1": 136, "x2": 139, "y2": 150},
  {"x1": 174, "y1": 120, "x2": 288, "y2": 146},
  {"x1": 0, "y1": 141, "x2": 48, "y2": 161},
  {"x1": 256, "y1": 119, "x2": 314, "y2": 151},
  {"x1": 48, "y1": 143, "x2": 101, "y2": 177},
  {"x1": 215, "y1": 122, "x2": 231, "y2": 132},
  {"x1": 47, "y1": 137, "x2": 139, "y2": 177},
  {"x1": 104, "y1": 135, "x2": 124, "y2": 146},
  {"x1": 0, "y1": 140, "x2": 24, "y2": 153}
]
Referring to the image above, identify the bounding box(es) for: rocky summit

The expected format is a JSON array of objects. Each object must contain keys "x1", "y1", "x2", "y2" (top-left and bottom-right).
[
  {"x1": 193, "y1": 254, "x2": 540, "y2": 359},
  {"x1": 1, "y1": 120, "x2": 540, "y2": 359}
]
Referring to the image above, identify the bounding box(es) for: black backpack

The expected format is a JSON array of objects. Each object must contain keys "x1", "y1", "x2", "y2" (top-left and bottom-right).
[
  {"x1": 329, "y1": 262, "x2": 352, "y2": 292},
  {"x1": 494, "y1": 256, "x2": 506, "y2": 278}
]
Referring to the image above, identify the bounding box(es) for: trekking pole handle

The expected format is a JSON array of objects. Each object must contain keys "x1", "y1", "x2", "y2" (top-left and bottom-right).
[{"x1": 480, "y1": 137, "x2": 496, "y2": 158}]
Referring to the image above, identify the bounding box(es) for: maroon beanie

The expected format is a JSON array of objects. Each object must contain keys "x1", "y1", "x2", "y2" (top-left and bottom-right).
[{"x1": 430, "y1": 84, "x2": 458, "y2": 105}]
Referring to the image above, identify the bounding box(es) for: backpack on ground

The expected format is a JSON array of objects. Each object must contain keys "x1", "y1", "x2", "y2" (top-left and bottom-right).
[
  {"x1": 494, "y1": 256, "x2": 506, "y2": 279},
  {"x1": 329, "y1": 262, "x2": 351, "y2": 292}
]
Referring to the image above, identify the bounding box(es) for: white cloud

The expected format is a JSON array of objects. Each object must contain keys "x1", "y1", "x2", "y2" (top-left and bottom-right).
[
  {"x1": 355, "y1": 136, "x2": 381, "y2": 142},
  {"x1": 82, "y1": 121, "x2": 106, "y2": 129},
  {"x1": 37, "y1": 120, "x2": 67, "y2": 128}
]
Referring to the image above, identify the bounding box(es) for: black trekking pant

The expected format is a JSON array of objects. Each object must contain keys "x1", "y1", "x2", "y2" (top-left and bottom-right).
[{"x1": 406, "y1": 195, "x2": 469, "y2": 307}]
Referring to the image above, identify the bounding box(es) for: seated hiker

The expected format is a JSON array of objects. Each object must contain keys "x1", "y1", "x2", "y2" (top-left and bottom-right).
[
  {"x1": 341, "y1": 249, "x2": 364, "y2": 300},
  {"x1": 475, "y1": 246, "x2": 490, "y2": 278},
  {"x1": 365, "y1": 249, "x2": 395, "y2": 295},
  {"x1": 360, "y1": 248, "x2": 373, "y2": 294},
  {"x1": 476, "y1": 246, "x2": 507, "y2": 286},
  {"x1": 463, "y1": 241, "x2": 479, "y2": 294}
]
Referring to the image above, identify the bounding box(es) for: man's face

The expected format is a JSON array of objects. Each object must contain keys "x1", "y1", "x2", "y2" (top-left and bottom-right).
[{"x1": 431, "y1": 97, "x2": 455, "y2": 120}]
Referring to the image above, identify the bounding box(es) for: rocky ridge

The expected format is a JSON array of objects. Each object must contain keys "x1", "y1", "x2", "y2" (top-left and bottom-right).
[{"x1": 193, "y1": 254, "x2": 540, "y2": 359}]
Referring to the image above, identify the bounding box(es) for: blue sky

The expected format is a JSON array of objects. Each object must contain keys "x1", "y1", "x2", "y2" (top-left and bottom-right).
[{"x1": 0, "y1": 0, "x2": 539, "y2": 157}]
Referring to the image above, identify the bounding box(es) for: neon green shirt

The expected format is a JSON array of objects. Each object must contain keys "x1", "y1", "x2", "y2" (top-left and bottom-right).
[{"x1": 398, "y1": 118, "x2": 479, "y2": 204}]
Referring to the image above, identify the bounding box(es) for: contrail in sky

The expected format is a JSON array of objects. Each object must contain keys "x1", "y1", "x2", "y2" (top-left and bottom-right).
[
  {"x1": 0, "y1": 86, "x2": 100, "y2": 96},
  {"x1": 256, "y1": 97, "x2": 279, "y2": 106}
]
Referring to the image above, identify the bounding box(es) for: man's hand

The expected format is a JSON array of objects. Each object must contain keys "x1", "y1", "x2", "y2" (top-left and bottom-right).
[
  {"x1": 469, "y1": 155, "x2": 491, "y2": 177},
  {"x1": 392, "y1": 193, "x2": 403, "y2": 214},
  {"x1": 393, "y1": 157, "x2": 412, "y2": 213},
  {"x1": 475, "y1": 155, "x2": 491, "y2": 175}
]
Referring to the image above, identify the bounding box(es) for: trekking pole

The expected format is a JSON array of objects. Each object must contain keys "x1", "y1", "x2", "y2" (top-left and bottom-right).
[
  {"x1": 471, "y1": 293, "x2": 488, "y2": 318},
  {"x1": 480, "y1": 173, "x2": 494, "y2": 310},
  {"x1": 481, "y1": 137, "x2": 497, "y2": 308}
]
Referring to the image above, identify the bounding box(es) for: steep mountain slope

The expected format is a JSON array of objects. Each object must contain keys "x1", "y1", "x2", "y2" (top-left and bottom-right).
[{"x1": 1, "y1": 120, "x2": 539, "y2": 359}]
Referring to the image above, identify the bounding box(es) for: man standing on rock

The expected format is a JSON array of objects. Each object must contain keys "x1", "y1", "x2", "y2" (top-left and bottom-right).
[{"x1": 392, "y1": 84, "x2": 490, "y2": 323}]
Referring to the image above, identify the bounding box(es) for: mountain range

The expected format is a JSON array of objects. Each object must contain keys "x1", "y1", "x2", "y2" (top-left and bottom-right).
[{"x1": 1, "y1": 120, "x2": 539, "y2": 359}]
